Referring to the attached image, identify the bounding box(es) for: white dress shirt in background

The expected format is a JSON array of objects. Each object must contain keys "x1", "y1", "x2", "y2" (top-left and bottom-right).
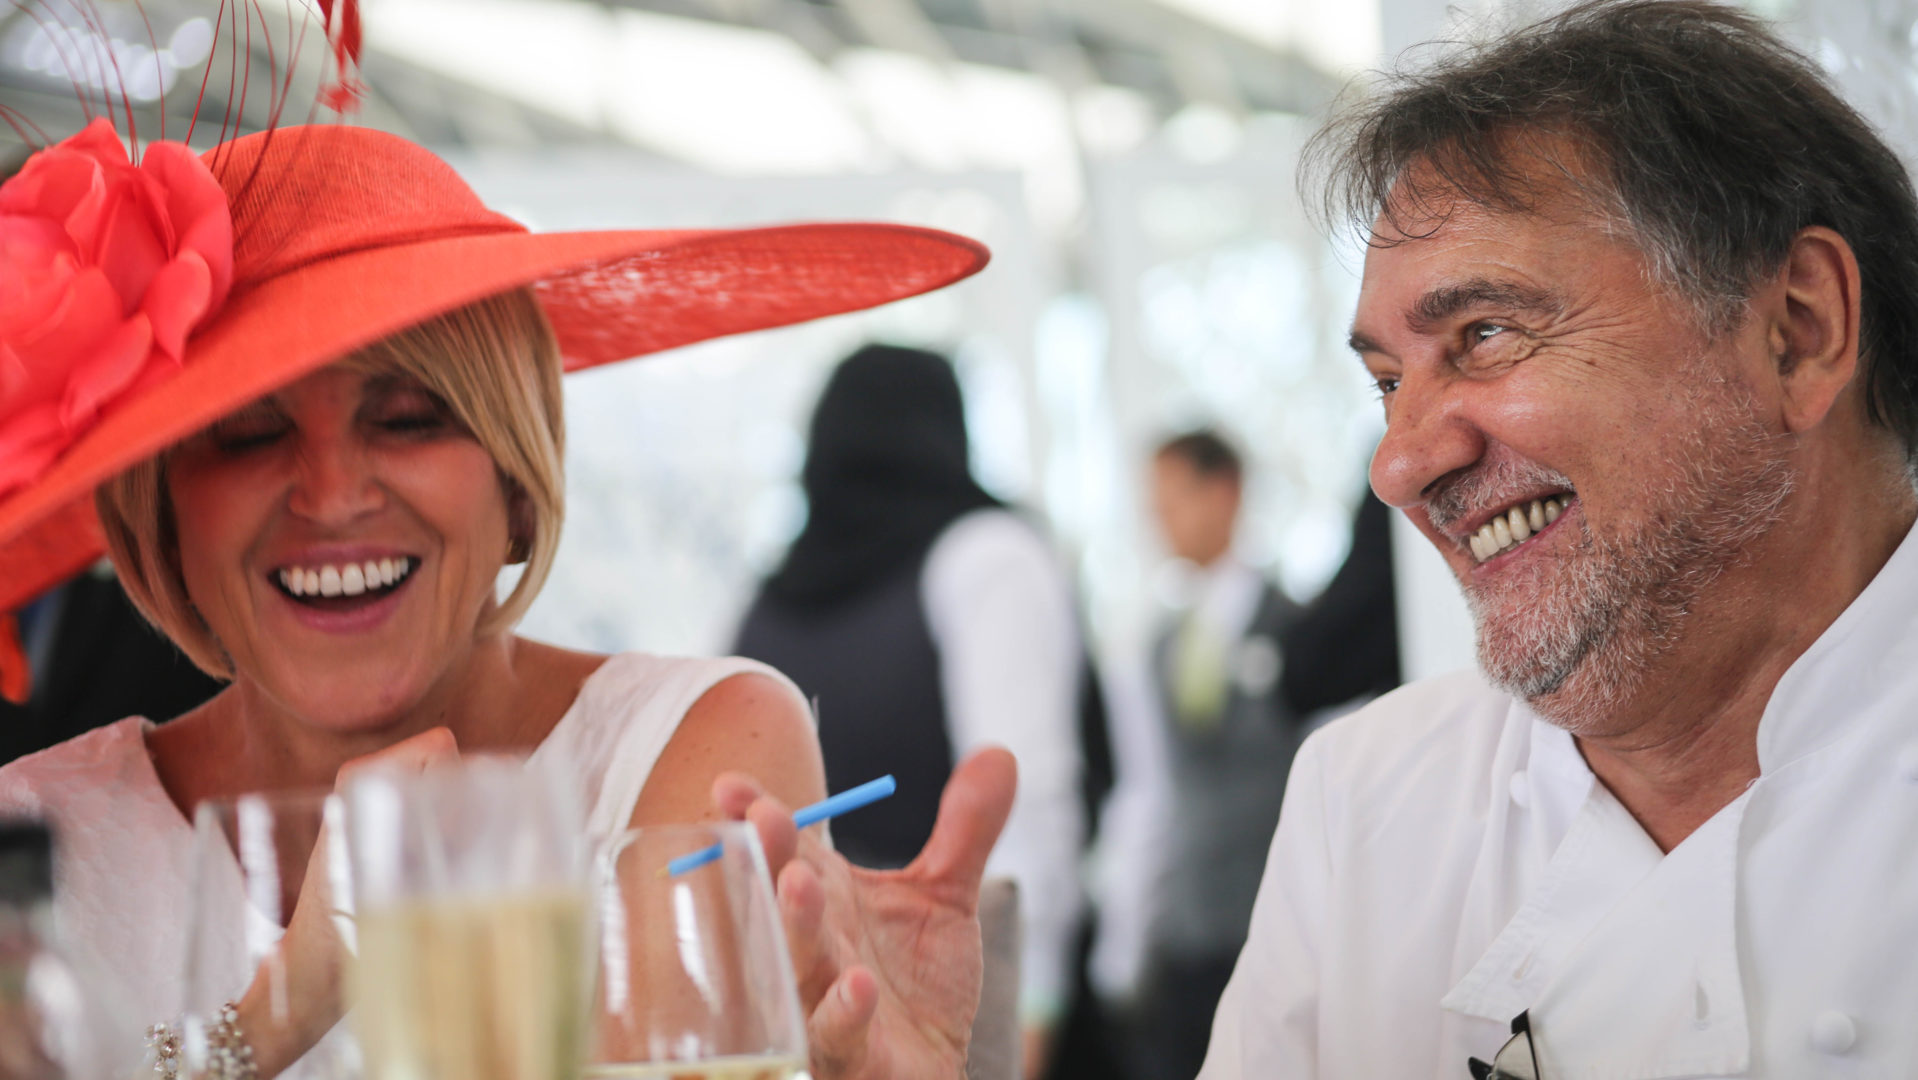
[
  {"x1": 922, "y1": 508, "x2": 1084, "y2": 1022},
  {"x1": 1201, "y1": 521, "x2": 1918, "y2": 1079},
  {"x1": 1085, "y1": 650, "x2": 1170, "y2": 1002},
  {"x1": 1183, "y1": 557, "x2": 1270, "y2": 657}
]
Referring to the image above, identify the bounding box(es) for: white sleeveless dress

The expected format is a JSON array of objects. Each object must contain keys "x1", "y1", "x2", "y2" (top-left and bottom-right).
[{"x1": 0, "y1": 652, "x2": 796, "y2": 1074}]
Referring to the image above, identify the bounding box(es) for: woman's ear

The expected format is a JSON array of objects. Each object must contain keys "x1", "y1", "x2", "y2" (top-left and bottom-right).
[{"x1": 505, "y1": 481, "x2": 535, "y2": 565}]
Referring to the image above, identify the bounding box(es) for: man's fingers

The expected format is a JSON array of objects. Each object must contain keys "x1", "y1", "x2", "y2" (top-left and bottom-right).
[
  {"x1": 807, "y1": 967, "x2": 878, "y2": 1080},
  {"x1": 748, "y1": 794, "x2": 800, "y2": 878},
  {"x1": 910, "y1": 746, "x2": 1017, "y2": 897},
  {"x1": 777, "y1": 858, "x2": 837, "y2": 1008},
  {"x1": 711, "y1": 771, "x2": 767, "y2": 821}
]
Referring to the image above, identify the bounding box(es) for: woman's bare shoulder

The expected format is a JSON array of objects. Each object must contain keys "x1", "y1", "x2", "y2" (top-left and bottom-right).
[{"x1": 627, "y1": 668, "x2": 825, "y2": 827}]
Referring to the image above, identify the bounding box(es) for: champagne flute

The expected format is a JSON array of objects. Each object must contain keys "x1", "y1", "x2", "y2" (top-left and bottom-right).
[
  {"x1": 181, "y1": 789, "x2": 362, "y2": 1078},
  {"x1": 589, "y1": 823, "x2": 807, "y2": 1080},
  {"x1": 343, "y1": 755, "x2": 592, "y2": 1080}
]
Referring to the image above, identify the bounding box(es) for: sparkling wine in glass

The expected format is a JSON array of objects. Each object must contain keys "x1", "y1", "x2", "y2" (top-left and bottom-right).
[{"x1": 344, "y1": 755, "x2": 592, "y2": 1080}]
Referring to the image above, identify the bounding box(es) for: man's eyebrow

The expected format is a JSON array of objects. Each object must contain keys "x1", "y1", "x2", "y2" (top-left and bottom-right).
[
  {"x1": 1408, "y1": 278, "x2": 1564, "y2": 333},
  {"x1": 1346, "y1": 278, "x2": 1564, "y2": 356}
]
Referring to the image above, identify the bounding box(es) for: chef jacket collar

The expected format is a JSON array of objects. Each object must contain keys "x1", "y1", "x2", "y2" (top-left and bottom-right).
[{"x1": 1756, "y1": 516, "x2": 1918, "y2": 773}]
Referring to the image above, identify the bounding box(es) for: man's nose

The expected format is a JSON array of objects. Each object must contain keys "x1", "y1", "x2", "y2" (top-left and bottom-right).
[
  {"x1": 1370, "y1": 372, "x2": 1485, "y2": 510},
  {"x1": 286, "y1": 435, "x2": 384, "y2": 525}
]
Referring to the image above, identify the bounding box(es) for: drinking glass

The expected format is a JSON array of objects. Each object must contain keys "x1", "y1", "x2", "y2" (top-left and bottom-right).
[
  {"x1": 343, "y1": 755, "x2": 593, "y2": 1080},
  {"x1": 181, "y1": 789, "x2": 362, "y2": 1078},
  {"x1": 589, "y1": 823, "x2": 807, "y2": 1080}
]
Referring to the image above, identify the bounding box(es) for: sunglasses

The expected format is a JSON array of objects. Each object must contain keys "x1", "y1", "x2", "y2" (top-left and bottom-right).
[{"x1": 1468, "y1": 1011, "x2": 1542, "y2": 1080}]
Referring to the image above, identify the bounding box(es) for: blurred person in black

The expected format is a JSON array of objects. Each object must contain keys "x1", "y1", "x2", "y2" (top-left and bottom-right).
[
  {"x1": 1281, "y1": 486, "x2": 1401, "y2": 718},
  {"x1": 734, "y1": 343, "x2": 1103, "y2": 1079}
]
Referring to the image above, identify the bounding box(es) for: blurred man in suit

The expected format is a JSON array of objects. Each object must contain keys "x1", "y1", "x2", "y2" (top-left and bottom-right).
[{"x1": 1113, "y1": 430, "x2": 1303, "y2": 1080}]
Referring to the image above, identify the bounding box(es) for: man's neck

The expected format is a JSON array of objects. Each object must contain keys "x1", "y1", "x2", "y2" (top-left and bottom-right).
[{"x1": 1566, "y1": 482, "x2": 1916, "y2": 852}]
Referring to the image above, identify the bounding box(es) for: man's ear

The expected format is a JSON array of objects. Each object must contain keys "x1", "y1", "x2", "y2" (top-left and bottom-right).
[{"x1": 1772, "y1": 225, "x2": 1863, "y2": 434}]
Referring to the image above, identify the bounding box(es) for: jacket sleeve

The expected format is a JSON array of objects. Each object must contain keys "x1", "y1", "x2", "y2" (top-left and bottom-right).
[{"x1": 1197, "y1": 728, "x2": 1331, "y2": 1078}]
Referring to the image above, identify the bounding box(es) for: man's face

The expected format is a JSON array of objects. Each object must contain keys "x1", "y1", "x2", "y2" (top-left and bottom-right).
[
  {"x1": 1350, "y1": 185, "x2": 1794, "y2": 731},
  {"x1": 1151, "y1": 454, "x2": 1240, "y2": 567}
]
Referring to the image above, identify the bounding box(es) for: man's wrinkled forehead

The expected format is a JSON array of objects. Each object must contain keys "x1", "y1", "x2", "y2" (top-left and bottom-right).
[
  {"x1": 1352, "y1": 154, "x2": 1646, "y2": 321},
  {"x1": 1355, "y1": 192, "x2": 1575, "y2": 304},
  {"x1": 1368, "y1": 145, "x2": 1619, "y2": 248}
]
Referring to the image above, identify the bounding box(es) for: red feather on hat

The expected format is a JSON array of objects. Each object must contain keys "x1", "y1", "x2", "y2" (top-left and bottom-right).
[{"x1": 315, "y1": 0, "x2": 365, "y2": 113}]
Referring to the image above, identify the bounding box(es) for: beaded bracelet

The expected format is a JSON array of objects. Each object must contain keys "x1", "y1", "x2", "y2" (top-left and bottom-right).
[
  {"x1": 205, "y1": 1002, "x2": 259, "y2": 1078},
  {"x1": 146, "y1": 1022, "x2": 181, "y2": 1079},
  {"x1": 147, "y1": 1002, "x2": 257, "y2": 1080}
]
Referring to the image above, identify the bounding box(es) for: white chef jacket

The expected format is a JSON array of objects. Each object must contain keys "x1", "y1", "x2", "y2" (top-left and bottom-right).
[{"x1": 1201, "y1": 519, "x2": 1918, "y2": 1080}]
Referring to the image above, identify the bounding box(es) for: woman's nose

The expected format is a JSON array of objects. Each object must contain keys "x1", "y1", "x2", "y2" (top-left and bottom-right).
[
  {"x1": 286, "y1": 435, "x2": 384, "y2": 525},
  {"x1": 1370, "y1": 373, "x2": 1486, "y2": 510}
]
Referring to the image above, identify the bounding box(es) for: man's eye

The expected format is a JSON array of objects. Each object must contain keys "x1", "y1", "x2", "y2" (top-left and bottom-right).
[
  {"x1": 1470, "y1": 322, "x2": 1509, "y2": 346},
  {"x1": 1372, "y1": 375, "x2": 1400, "y2": 399}
]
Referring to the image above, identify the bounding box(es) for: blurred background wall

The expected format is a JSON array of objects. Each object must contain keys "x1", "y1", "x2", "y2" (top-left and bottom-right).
[{"x1": 1, "y1": 0, "x2": 1905, "y2": 686}]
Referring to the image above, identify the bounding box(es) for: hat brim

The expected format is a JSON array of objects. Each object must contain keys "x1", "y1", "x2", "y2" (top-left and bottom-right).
[{"x1": 0, "y1": 222, "x2": 987, "y2": 611}]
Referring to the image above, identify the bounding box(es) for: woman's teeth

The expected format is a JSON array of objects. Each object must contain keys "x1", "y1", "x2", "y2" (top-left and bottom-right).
[
  {"x1": 1469, "y1": 497, "x2": 1566, "y2": 563},
  {"x1": 278, "y1": 557, "x2": 414, "y2": 598}
]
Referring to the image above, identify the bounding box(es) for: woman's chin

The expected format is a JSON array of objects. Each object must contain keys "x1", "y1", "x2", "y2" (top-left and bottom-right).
[{"x1": 243, "y1": 662, "x2": 444, "y2": 738}]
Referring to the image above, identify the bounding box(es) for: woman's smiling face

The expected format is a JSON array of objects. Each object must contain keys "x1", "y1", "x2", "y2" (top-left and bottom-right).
[{"x1": 165, "y1": 362, "x2": 516, "y2": 733}]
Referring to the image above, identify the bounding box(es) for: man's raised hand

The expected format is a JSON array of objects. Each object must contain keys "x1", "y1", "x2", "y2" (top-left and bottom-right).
[{"x1": 714, "y1": 747, "x2": 1018, "y2": 1080}]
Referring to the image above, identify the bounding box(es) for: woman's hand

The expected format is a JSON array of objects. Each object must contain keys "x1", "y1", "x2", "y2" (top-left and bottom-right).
[
  {"x1": 714, "y1": 748, "x2": 1017, "y2": 1080},
  {"x1": 240, "y1": 727, "x2": 459, "y2": 1076}
]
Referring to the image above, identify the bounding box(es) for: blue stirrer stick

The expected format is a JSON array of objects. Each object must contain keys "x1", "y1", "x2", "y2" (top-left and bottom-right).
[{"x1": 665, "y1": 775, "x2": 898, "y2": 877}]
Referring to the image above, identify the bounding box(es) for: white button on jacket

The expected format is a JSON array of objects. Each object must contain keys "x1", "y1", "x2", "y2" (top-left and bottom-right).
[
  {"x1": 1199, "y1": 522, "x2": 1918, "y2": 1080},
  {"x1": 1808, "y1": 1011, "x2": 1856, "y2": 1056}
]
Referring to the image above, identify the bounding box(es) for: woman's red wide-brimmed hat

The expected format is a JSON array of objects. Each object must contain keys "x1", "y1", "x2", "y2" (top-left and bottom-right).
[{"x1": 0, "y1": 122, "x2": 990, "y2": 617}]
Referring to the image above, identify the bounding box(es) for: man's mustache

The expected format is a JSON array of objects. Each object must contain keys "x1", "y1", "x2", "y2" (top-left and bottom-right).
[{"x1": 1423, "y1": 457, "x2": 1576, "y2": 534}]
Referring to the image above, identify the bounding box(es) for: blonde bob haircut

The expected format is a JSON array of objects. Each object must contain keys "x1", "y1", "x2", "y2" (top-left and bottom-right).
[{"x1": 96, "y1": 288, "x2": 567, "y2": 680}]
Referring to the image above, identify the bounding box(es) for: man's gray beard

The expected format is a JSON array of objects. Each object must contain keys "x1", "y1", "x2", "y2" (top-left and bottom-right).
[{"x1": 1434, "y1": 372, "x2": 1796, "y2": 733}]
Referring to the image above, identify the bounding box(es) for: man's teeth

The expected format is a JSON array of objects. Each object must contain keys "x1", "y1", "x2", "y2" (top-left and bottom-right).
[
  {"x1": 279, "y1": 557, "x2": 414, "y2": 598},
  {"x1": 1468, "y1": 498, "x2": 1566, "y2": 562}
]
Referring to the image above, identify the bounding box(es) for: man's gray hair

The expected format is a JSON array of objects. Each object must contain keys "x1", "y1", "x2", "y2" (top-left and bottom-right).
[{"x1": 1307, "y1": 0, "x2": 1918, "y2": 466}]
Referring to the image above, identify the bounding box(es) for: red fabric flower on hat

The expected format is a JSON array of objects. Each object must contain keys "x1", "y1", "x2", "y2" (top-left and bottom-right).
[{"x1": 0, "y1": 117, "x2": 233, "y2": 497}]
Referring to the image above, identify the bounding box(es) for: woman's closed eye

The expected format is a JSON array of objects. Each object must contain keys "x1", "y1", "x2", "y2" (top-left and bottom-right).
[
  {"x1": 363, "y1": 385, "x2": 459, "y2": 438},
  {"x1": 205, "y1": 410, "x2": 290, "y2": 454},
  {"x1": 373, "y1": 409, "x2": 449, "y2": 434}
]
